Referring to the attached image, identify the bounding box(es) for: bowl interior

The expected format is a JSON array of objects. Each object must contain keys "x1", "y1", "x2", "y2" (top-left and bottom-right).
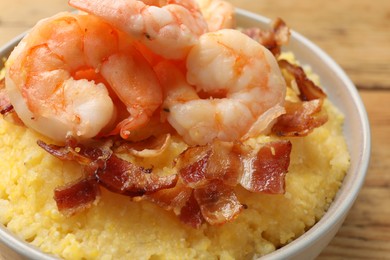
[{"x1": 0, "y1": 9, "x2": 370, "y2": 260}]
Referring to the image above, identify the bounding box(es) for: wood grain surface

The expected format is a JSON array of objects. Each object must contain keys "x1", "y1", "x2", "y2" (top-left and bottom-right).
[{"x1": 0, "y1": 0, "x2": 389, "y2": 259}]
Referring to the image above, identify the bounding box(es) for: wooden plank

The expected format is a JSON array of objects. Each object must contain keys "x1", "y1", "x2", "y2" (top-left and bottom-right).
[{"x1": 226, "y1": 0, "x2": 390, "y2": 89}]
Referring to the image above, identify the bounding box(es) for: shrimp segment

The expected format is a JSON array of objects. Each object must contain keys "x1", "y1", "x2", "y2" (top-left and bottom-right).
[
  {"x1": 166, "y1": 29, "x2": 286, "y2": 145},
  {"x1": 69, "y1": 0, "x2": 208, "y2": 59},
  {"x1": 5, "y1": 12, "x2": 162, "y2": 142},
  {"x1": 195, "y1": 0, "x2": 235, "y2": 31}
]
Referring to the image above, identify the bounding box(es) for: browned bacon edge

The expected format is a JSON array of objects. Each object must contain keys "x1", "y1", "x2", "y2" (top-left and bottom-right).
[
  {"x1": 278, "y1": 59, "x2": 327, "y2": 101},
  {"x1": 272, "y1": 59, "x2": 328, "y2": 137},
  {"x1": 242, "y1": 18, "x2": 290, "y2": 57}
]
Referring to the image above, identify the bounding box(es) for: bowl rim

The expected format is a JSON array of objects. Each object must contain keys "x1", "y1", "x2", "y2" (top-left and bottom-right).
[{"x1": 0, "y1": 8, "x2": 371, "y2": 260}]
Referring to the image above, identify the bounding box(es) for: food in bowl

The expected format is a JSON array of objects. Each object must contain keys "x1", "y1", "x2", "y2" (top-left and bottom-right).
[{"x1": 0, "y1": 0, "x2": 350, "y2": 259}]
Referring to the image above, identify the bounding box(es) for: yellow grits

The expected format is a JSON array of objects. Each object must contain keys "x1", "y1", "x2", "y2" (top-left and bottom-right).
[{"x1": 0, "y1": 54, "x2": 350, "y2": 259}]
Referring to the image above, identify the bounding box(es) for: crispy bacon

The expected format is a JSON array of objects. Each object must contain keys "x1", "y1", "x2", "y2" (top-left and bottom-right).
[
  {"x1": 171, "y1": 140, "x2": 291, "y2": 226},
  {"x1": 278, "y1": 59, "x2": 326, "y2": 101},
  {"x1": 242, "y1": 18, "x2": 290, "y2": 56},
  {"x1": 115, "y1": 134, "x2": 172, "y2": 158},
  {"x1": 54, "y1": 177, "x2": 100, "y2": 217},
  {"x1": 179, "y1": 192, "x2": 205, "y2": 228},
  {"x1": 95, "y1": 153, "x2": 178, "y2": 196},
  {"x1": 272, "y1": 60, "x2": 328, "y2": 136},
  {"x1": 240, "y1": 141, "x2": 292, "y2": 193},
  {"x1": 205, "y1": 142, "x2": 243, "y2": 186},
  {"x1": 272, "y1": 100, "x2": 328, "y2": 137},
  {"x1": 177, "y1": 142, "x2": 242, "y2": 188},
  {"x1": 37, "y1": 139, "x2": 107, "y2": 165},
  {"x1": 143, "y1": 180, "x2": 193, "y2": 212},
  {"x1": 194, "y1": 180, "x2": 243, "y2": 225},
  {"x1": 177, "y1": 145, "x2": 211, "y2": 187}
]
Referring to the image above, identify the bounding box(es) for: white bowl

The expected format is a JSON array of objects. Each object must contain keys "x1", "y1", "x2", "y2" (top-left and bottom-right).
[{"x1": 0, "y1": 8, "x2": 371, "y2": 260}]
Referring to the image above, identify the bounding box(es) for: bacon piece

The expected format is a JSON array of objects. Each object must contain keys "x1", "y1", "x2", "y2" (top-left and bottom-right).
[
  {"x1": 278, "y1": 59, "x2": 326, "y2": 101},
  {"x1": 177, "y1": 141, "x2": 242, "y2": 188},
  {"x1": 272, "y1": 100, "x2": 328, "y2": 137},
  {"x1": 95, "y1": 153, "x2": 178, "y2": 196},
  {"x1": 194, "y1": 180, "x2": 243, "y2": 225},
  {"x1": 37, "y1": 139, "x2": 111, "y2": 166},
  {"x1": 205, "y1": 141, "x2": 243, "y2": 186},
  {"x1": 54, "y1": 177, "x2": 100, "y2": 217},
  {"x1": 115, "y1": 134, "x2": 172, "y2": 158},
  {"x1": 240, "y1": 141, "x2": 292, "y2": 194},
  {"x1": 179, "y1": 191, "x2": 205, "y2": 228},
  {"x1": 242, "y1": 18, "x2": 290, "y2": 56},
  {"x1": 143, "y1": 180, "x2": 193, "y2": 212},
  {"x1": 177, "y1": 145, "x2": 211, "y2": 188}
]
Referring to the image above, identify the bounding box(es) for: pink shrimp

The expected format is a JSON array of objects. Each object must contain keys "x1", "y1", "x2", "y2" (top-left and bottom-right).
[
  {"x1": 5, "y1": 12, "x2": 162, "y2": 142},
  {"x1": 69, "y1": 0, "x2": 208, "y2": 59},
  {"x1": 165, "y1": 29, "x2": 287, "y2": 145}
]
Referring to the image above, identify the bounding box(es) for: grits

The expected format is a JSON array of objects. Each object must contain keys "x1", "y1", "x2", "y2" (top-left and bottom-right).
[{"x1": 0, "y1": 73, "x2": 350, "y2": 260}]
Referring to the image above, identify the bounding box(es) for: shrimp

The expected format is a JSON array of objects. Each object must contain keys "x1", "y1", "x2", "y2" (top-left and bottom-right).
[
  {"x1": 5, "y1": 12, "x2": 162, "y2": 142},
  {"x1": 69, "y1": 0, "x2": 208, "y2": 59},
  {"x1": 165, "y1": 29, "x2": 286, "y2": 145},
  {"x1": 195, "y1": 0, "x2": 235, "y2": 31}
]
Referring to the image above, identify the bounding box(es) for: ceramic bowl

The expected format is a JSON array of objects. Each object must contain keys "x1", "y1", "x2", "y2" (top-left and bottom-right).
[{"x1": 0, "y1": 8, "x2": 371, "y2": 260}]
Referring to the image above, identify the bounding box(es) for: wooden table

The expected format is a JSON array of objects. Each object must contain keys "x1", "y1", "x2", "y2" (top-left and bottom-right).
[{"x1": 0, "y1": 0, "x2": 389, "y2": 259}]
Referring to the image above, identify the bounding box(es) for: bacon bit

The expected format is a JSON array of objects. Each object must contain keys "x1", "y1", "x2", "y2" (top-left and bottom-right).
[
  {"x1": 143, "y1": 180, "x2": 193, "y2": 212},
  {"x1": 37, "y1": 139, "x2": 111, "y2": 166},
  {"x1": 273, "y1": 18, "x2": 290, "y2": 47},
  {"x1": 206, "y1": 141, "x2": 243, "y2": 186},
  {"x1": 194, "y1": 180, "x2": 243, "y2": 225},
  {"x1": 278, "y1": 59, "x2": 327, "y2": 101},
  {"x1": 177, "y1": 146, "x2": 211, "y2": 188},
  {"x1": 177, "y1": 141, "x2": 242, "y2": 188},
  {"x1": 179, "y1": 191, "x2": 205, "y2": 228},
  {"x1": 240, "y1": 141, "x2": 292, "y2": 194},
  {"x1": 272, "y1": 100, "x2": 328, "y2": 137},
  {"x1": 115, "y1": 134, "x2": 172, "y2": 157},
  {"x1": 95, "y1": 153, "x2": 178, "y2": 196},
  {"x1": 54, "y1": 176, "x2": 100, "y2": 217},
  {"x1": 242, "y1": 18, "x2": 290, "y2": 56}
]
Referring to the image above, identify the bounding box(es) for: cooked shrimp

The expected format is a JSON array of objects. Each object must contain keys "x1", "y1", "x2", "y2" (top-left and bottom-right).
[
  {"x1": 195, "y1": 0, "x2": 235, "y2": 31},
  {"x1": 5, "y1": 12, "x2": 162, "y2": 142},
  {"x1": 165, "y1": 29, "x2": 286, "y2": 145},
  {"x1": 69, "y1": 0, "x2": 208, "y2": 59}
]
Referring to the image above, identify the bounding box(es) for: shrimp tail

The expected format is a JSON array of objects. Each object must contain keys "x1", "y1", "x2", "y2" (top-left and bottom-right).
[
  {"x1": 69, "y1": 0, "x2": 129, "y2": 28},
  {"x1": 111, "y1": 112, "x2": 151, "y2": 139}
]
